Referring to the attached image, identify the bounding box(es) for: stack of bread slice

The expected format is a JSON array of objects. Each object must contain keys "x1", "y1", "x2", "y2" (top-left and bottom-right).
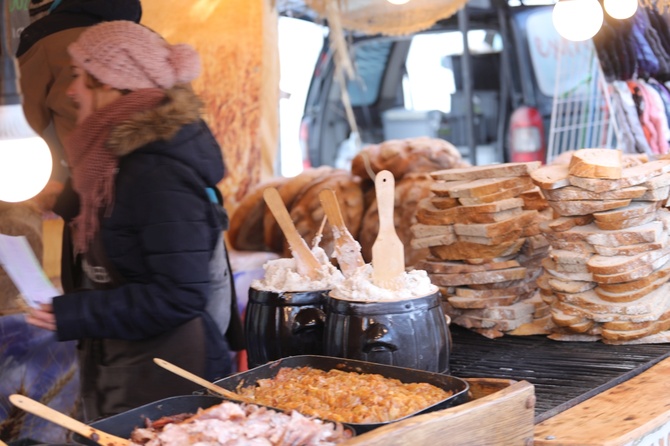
[
  {"x1": 412, "y1": 161, "x2": 554, "y2": 338},
  {"x1": 531, "y1": 148, "x2": 670, "y2": 344}
]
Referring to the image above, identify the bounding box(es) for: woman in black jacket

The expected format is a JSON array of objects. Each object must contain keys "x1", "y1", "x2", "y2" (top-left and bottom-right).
[{"x1": 25, "y1": 20, "x2": 235, "y2": 421}]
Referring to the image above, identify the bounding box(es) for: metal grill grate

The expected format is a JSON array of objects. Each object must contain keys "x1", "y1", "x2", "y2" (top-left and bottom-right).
[{"x1": 447, "y1": 325, "x2": 670, "y2": 423}]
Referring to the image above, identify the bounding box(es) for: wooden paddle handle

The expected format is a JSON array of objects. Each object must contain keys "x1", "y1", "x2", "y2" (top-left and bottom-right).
[
  {"x1": 9, "y1": 394, "x2": 130, "y2": 445},
  {"x1": 372, "y1": 170, "x2": 405, "y2": 288},
  {"x1": 263, "y1": 187, "x2": 321, "y2": 278},
  {"x1": 319, "y1": 189, "x2": 347, "y2": 228},
  {"x1": 375, "y1": 171, "x2": 396, "y2": 232},
  {"x1": 153, "y1": 358, "x2": 252, "y2": 404}
]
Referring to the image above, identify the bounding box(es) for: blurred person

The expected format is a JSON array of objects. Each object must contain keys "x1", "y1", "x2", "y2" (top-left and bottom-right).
[
  {"x1": 17, "y1": 0, "x2": 142, "y2": 291},
  {"x1": 17, "y1": 0, "x2": 143, "y2": 208},
  {"x1": 25, "y1": 20, "x2": 237, "y2": 420}
]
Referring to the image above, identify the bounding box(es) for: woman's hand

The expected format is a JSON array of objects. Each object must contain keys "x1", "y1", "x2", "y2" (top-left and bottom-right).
[{"x1": 25, "y1": 303, "x2": 57, "y2": 332}]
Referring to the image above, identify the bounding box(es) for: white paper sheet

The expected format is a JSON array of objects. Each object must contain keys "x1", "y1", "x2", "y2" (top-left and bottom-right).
[{"x1": 0, "y1": 234, "x2": 60, "y2": 308}]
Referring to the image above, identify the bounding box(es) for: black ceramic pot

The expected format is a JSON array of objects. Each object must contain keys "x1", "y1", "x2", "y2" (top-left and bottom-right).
[
  {"x1": 245, "y1": 287, "x2": 328, "y2": 368},
  {"x1": 323, "y1": 291, "x2": 450, "y2": 373}
]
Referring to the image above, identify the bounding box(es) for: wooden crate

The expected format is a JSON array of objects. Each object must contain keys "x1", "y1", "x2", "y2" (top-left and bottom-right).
[{"x1": 343, "y1": 378, "x2": 535, "y2": 446}]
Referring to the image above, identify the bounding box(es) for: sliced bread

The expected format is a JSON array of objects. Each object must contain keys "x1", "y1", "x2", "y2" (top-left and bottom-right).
[
  {"x1": 567, "y1": 148, "x2": 623, "y2": 179},
  {"x1": 431, "y1": 161, "x2": 541, "y2": 181}
]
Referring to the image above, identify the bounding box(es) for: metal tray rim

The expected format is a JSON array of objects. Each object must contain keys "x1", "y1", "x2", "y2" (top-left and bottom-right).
[{"x1": 213, "y1": 354, "x2": 470, "y2": 433}]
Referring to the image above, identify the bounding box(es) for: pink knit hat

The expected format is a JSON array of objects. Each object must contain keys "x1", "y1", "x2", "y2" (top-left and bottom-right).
[{"x1": 68, "y1": 20, "x2": 201, "y2": 91}]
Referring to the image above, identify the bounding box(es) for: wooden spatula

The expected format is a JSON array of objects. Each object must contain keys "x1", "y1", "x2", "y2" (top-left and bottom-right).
[
  {"x1": 319, "y1": 188, "x2": 365, "y2": 277},
  {"x1": 9, "y1": 394, "x2": 130, "y2": 445},
  {"x1": 371, "y1": 170, "x2": 405, "y2": 290},
  {"x1": 263, "y1": 187, "x2": 321, "y2": 280},
  {"x1": 153, "y1": 358, "x2": 253, "y2": 404}
]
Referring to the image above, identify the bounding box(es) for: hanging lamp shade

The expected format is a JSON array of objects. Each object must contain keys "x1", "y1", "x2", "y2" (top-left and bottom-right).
[
  {"x1": 552, "y1": 0, "x2": 604, "y2": 42},
  {"x1": 0, "y1": 0, "x2": 52, "y2": 202},
  {"x1": 305, "y1": 0, "x2": 469, "y2": 36},
  {"x1": 604, "y1": 0, "x2": 638, "y2": 19}
]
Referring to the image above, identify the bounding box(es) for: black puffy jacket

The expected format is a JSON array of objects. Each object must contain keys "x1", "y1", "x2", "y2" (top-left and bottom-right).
[{"x1": 51, "y1": 87, "x2": 231, "y2": 418}]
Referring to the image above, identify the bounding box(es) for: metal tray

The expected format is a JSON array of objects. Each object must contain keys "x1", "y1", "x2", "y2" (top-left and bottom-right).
[{"x1": 213, "y1": 355, "x2": 470, "y2": 434}]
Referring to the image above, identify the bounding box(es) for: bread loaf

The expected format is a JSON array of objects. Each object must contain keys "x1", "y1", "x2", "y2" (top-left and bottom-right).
[
  {"x1": 547, "y1": 278, "x2": 596, "y2": 294},
  {"x1": 593, "y1": 201, "x2": 660, "y2": 222},
  {"x1": 448, "y1": 294, "x2": 520, "y2": 309},
  {"x1": 417, "y1": 259, "x2": 520, "y2": 274},
  {"x1": 507, "y1": 313, "x2": 554, "y2": 335},
  {"x1": 415, "y1": 198, "x2": 523, "y2": 226},
  {"x1": 602, "y1": 329, "x2": 670, "y2": 344},
  {"x1": 519, "y1": 187, "x2": 549, "y2": 211},
  {"x1": 586, "y1": 245, "x2": 670, "y2": 276},
  {"x1": 431, "y1": 196, "x2": 460, "y2": 209},
  {"x1": 547, "y1": 215, "x2": 594, "y2": 232},
  {"x1": 457, "y1": 230, "x2": 524, "y2": 246},
  {"x1": 431, "y1": 161, "x2": 540, "y2": 181},
  {"x1": 591, "y1": 234, "x2": 669, "y2": 256},
  {"x1": 592, "y1": 252, "x2": 670, "y2": 284},
  {"x1": 410, "y1": 223, "x2": 455, "y2": 239},
  {"x1": 568, "y1": 159, "x2": 670, "y2": 192},
  {"x1": 547, "y1": 198, "x2": 631, "y2": 216},
  {"x1": 430, "y1": 267, "x2": 528, "y2": 287},
  {"x1": 429, "y1": 239, "x2": 525, "y2": 261},
  {"x1": 351, "y1": 137, "x2": 467, "y2": 188},
  {"x1": 541, "y1": 185, "x2": 646, "y2": 201},
  {"x1": 567, "y1": 148, "x2": 623, "y2": 179},
  {"x1": 453, "y1": 210, "x2": 537, "y2": 238},
  {"x1": 411, "y1": 234, "x2": 456, "y2": 249},
  {"x1": 593, "y1": 213, "x2": 658, "y2": 231},
  {"x1": 595, "y1": 273, "x2": 668, "y2": 303},
  {"x1": 457, "y1": 183, "x2": 535, "y2": 205},
  {"x1": 554, "y1": 284, "x2": 670, "y2": 320},
  {"x1": 435, "y1": 177, "x2": 533, "y2": 199},
  {"x1": 530, "y1": 164, "x2": 571, "y2": 189},
  {"x1": 596, "y1": 260, "x2": 670, "y2": 293},
  {"x1": 635, "y1": 185, "x2": 670, "y2": 201}
]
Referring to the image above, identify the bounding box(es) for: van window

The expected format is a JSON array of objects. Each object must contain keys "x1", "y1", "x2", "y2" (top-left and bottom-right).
[
  {"x1": 349, "y1": 41, "x2": 393, "y2": 107},
  {"x1": 404, "y1": 30, "x2": 502, "y2": 113}
]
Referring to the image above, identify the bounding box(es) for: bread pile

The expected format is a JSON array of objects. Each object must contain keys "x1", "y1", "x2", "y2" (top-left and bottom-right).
[
  {"x1": 531, "y1": 148, "x2": 670, "y2": 344},
  {"x1": 410, "y1": 162, "x2": 555, "y2": 339}
]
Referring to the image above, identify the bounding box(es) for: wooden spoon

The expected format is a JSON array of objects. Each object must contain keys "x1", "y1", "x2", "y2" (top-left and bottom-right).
[
  {"x1": 9, "y1": 394, "x2": 130, "y2": 446},
  {"x1": 371, "y1": 170, "x2": 405, "y2": 290},
  {"x1": 153, "y1": 358, "x2": 253, "y2": 404},
  {"x1": 263, "y1": 187, "x2": 322, "y2": 280},
  {"x1": 318, "y1": 188, "x2": 365, "y2": 276}
]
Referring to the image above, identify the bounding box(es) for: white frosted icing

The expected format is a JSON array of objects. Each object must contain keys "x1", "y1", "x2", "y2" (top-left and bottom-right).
[
  {"x1": 329, "y1": 263, "x2": 438, "y2": 302},
  {"x1": 251, "y1": 247, "x2": 345, "y2": 292}
]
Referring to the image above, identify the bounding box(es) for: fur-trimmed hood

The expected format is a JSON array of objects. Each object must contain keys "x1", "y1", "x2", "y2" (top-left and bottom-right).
[
  {"x1": 107, "y1": 86, "x2": 224, "y2": 188},
  {"x1": 107, "y1": 86, "x2": 202, "y2": 156}
]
